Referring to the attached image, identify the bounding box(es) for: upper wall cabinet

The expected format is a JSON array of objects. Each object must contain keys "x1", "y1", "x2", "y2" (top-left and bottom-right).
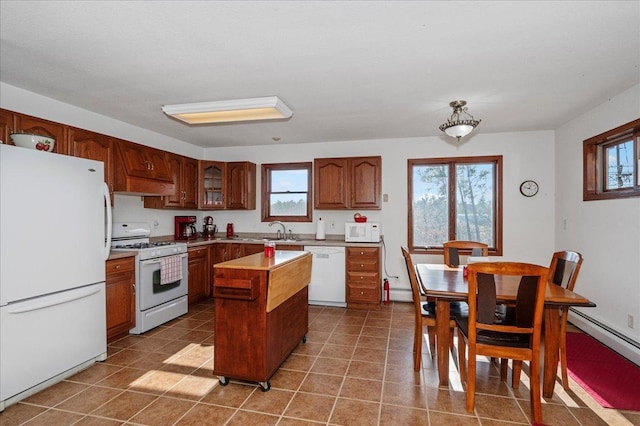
[
  {"x1": 4, "y1": 110, "x2": 69, "y2": 154},
  {"x1": 144, "y1": 153, "x2": 199, "y2": 209},
  {"x1": 314, "y1": 156, "x2": 382, "y2": 210},
  {"x1": 0, "y1": 109, "x2": 13, "y2": 144},
  {"x1": 226, "y1": 162, "x2": 256, "y2": 210},
  {"x1": 199, "y1": 161, "x2": 227, "y2": 209},
  {"x1": 68, "y1": 127, "x2": 115, "y2": 204},
  {"x1": 112, "y1": 138, "x2": 175, "y2": 196}
]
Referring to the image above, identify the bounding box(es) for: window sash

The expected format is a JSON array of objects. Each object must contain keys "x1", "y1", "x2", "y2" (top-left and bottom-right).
[
  {"x1": 583, "y1": 118, "x2": 640, "y2": 201},
  {"x1": 408, "y1": 156, "x2": 502, "y2": 255},
  {"x1": 261, "y1": 162, "x2": 312, "y2": 222}
]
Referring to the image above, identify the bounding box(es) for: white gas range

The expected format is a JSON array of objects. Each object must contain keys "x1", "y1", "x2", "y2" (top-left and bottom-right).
[{"x1": 110, "y1": 222, "x2": 188, "y2": 334}]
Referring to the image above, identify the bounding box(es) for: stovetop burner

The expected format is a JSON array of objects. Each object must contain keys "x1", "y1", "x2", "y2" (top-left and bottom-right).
[{"x1": 113, "y1": 241, "x2": 176, "y2": 249}]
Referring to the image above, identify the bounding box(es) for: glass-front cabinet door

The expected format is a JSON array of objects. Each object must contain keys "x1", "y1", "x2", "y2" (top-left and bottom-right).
[{"x1": 199, "y1": 161, "x2": 226, "y2": 209}]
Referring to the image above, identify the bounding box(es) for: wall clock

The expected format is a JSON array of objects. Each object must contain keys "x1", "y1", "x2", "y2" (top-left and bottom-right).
[{"x1": 519, "y1": 180, "x2": 539, "y2": 197}]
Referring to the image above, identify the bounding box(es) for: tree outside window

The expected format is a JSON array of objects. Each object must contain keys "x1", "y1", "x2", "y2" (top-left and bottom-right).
[
  {"x1": 261, "y1": 162, "x2": 312, "y2": 222},
  {"x1": 408, "y1": 156, "x2": 502, "y2": 254}
]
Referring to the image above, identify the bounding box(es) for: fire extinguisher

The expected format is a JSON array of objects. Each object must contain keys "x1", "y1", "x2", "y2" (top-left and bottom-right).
[{"x1": 383, "y1": 278, "x2": 390, "y2": 304}]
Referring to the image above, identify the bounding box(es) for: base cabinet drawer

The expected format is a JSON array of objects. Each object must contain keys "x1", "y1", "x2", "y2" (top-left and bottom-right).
[
  {"x1": 345, "y1": 246, "x2": 381, "y2": 310},
  {"x1": 347, "y1": 283, "x2": 379, "y2": 302}
]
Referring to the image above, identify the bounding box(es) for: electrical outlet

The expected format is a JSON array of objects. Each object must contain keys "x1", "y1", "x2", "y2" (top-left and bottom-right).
[
  {"x1": 628, "y1": 314, "x2": 635, "y2": 329},
  {"x1": 383, "y1": 193, "x2": 389, "y2": 202}
]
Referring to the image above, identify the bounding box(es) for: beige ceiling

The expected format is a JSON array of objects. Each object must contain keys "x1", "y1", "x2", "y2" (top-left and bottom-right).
[{"x1": 1, "y1": 1, "x2": 638, "y2": 148}]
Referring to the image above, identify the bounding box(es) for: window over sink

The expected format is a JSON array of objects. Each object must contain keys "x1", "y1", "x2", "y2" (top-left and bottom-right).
[{"x1": 261, "y1": 162, "x2": 312, "y2": 222}]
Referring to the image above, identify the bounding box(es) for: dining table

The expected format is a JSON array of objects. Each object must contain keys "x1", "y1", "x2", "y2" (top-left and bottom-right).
[{"x1": 415, "y1": 263, "x2": 595, "y2": 398}]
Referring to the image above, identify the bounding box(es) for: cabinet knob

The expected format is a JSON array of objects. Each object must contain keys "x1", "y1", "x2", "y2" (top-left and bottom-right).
[
  {"x1": 360, "y1": 291, "x2": 364, "y2": 295},
  {"x1": 115, "y1": 265, "x2": 121, "y2": 270},
  {"x1": 360, "y1": 264, "x2": 364, "y2": 267},
  {"x1": 360, "y1": 251, "x2": 364, "y2": 255}
]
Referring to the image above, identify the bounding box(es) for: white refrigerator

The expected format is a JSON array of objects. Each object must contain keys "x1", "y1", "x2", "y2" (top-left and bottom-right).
[{"x1": 0, "y1": 144, "x2": 112, "y2": 411}]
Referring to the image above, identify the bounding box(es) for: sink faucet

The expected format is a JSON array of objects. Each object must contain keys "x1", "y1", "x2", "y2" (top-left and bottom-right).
[{"x1": 269, "y1": 221, "x2": 287, "y2": 240}]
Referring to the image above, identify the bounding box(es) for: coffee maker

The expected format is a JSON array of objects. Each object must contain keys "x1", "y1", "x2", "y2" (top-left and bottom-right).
[
  {"x1": 175, "y1": 215, "x2": 198, "y2": 240},
  {"x1": 202, "y1": 216, "x2": 217, "y2": 239}
]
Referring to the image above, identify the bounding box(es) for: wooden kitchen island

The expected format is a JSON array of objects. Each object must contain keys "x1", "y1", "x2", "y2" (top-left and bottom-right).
[{"x1": 212, "y1": 250, "x2": 312, "y2": 391}]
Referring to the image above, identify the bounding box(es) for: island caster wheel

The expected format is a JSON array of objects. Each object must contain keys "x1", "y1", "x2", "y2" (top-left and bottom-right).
[
  {"x1": 302, "y1": 335, "x2": 307, "y2": 343},
  {"x1": 258, "y1": 381, "x2": 271, "y2": 392},
  {"x1": 218, "y1": 376, "x2": 229, "y2": 386}
]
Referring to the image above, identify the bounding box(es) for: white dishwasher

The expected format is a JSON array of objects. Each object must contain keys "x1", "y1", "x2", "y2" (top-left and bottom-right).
[{"x1": 304, "y1": 246, "x2": 346, "y2": 307}]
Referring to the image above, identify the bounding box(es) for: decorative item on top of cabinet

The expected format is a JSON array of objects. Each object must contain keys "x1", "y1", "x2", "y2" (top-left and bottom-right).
[
  {"x1": 68, "y1": 127, "x2": 115, "y2": 205},
  {"x1": 112, "y1": 138, "x2": 175, "y2": 195},
  {"x1": 199, "y1": 161, "x2": 227, "y2": 209},
  {"x1": 106, "y1": 257, "x2": 135, "y2": 342},
  {"x1": 11, "y1": 110, "x2": 68, "y2": 154},
  {"x1": 188, "y1": 246, "x2": 209, "y2": 305},
  {"x1": 226, "y1": 161, "x2": 256, "y2": 210},
  {"x1": 144, "y1": 153, "x2": 198, "y2": 209},
  {"x1": 314, "y1": 156, "x2": 381, "y2": 210},
  {"x1": 345, "y1": 246, "x2": 381, "y2": 310}
]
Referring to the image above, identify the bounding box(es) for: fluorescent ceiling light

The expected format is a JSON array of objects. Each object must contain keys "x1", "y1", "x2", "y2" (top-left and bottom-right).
[{"x1": 161, "y1": 96, "x2": 293, "y2": 124}]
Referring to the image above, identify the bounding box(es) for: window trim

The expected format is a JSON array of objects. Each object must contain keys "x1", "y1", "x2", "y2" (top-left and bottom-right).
[
  {"x1": 408, "y1": 155, "x2": 503, "y2": 256},
  {"x1": 583, "y1": 118, "x2": 640, "y2": 201},
  {"x1": 261, "y1": 162, "x2": 312, "y2": 222}
]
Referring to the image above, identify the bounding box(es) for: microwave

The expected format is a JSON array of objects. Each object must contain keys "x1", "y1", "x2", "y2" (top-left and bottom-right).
[{"x1": 345, "y1": 222, "x2": 381, "y2": 242}]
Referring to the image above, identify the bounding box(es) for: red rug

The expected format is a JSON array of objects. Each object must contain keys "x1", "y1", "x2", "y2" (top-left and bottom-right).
[{"x1": 565, "y1": 332, "x2": 640, "y2": 411}]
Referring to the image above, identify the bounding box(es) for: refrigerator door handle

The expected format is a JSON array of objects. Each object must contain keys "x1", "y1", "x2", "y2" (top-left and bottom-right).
[
  {"x1": 7, "y1": 287, "x2": 102, "y2": 314},
  {"x1": 103, "y1": 182, "x2": 112, "y2": 260}
]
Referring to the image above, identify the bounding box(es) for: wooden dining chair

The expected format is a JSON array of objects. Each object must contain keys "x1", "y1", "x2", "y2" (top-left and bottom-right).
[
  {"x1": 509, "y1": 250, "x2": 584, "y2": 390},
  {"x1": 456, "y1": 262, "x2": 549, "y2": 424},
  {"x1": 401, "y1": 246, "x2": 457, "y2": 371},
  {"x1": 443, "y1": 240, "x2": 489, "y2": 267}
]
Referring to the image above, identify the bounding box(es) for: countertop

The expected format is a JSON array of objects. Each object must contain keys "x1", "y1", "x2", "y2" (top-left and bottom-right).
[
  {"x1": 107, "y1": 250, "x2": 137, "y2": 261},
  {"x1": 213, "y1": 250, "x2": 311, "y2": 271},
  {"x1": 158, "y1": 234, "x2": 382, "y2": 249},
  {"x1": 107, "y1": 234, "x2": 381, "y2": 261}
]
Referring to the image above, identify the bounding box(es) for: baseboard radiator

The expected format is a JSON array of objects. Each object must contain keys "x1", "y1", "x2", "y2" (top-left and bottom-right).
[{"x1": 568, "y1": 308, "x2": 640, "y2": 366}]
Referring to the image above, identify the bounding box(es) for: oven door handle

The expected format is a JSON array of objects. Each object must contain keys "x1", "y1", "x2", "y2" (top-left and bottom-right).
[{"x1": 141, "y1": 253, "x2": 188, "y2": 265}]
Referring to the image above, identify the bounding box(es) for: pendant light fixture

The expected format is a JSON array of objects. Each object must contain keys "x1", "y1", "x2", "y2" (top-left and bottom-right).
[
  {"x1": 161, "y1": 96, "x2": 293, "y2": 125},
  {"x1": 439, "y1": 100, "x2": 481, "y2": 141}
]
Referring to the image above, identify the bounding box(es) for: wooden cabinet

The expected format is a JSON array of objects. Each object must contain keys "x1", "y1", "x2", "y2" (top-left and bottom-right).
[
  {"x1": 68, "y1": 127, "x2": 114, "y2": 204},
  {"x1": 106, "y1": 257, "x2": 136, "y2": 342},
  {"x1": 276, "y1": 244, "x2": 304, "y2": 251},
  {"x1": 144, "y1": 153, "x2": 198, "y2": 209},
  {"x1": 113, "y1": 138, "x2": 175, "y2": 195},
  {"x1": 314, "y1": 156, "x2": 381, "y2": 210},
  {"x1": 198, "y1": 161, "x2": 255, "y2": 210},
  {"x1": 345, "y1": 246, "x2": 381, "y2": 310},
  {"x1": 188, "y1": 246, "x2": 209, "y2": 305},
  {"x1": 0, "y1": 108, "x2": 14, "y2": 144},
  {"x1": 12, "y1": 112, "x2": 69, "y2": 154},
  {"x1": 199, "y1": 161, "x2": 226, "y2": 209},
  {"x1": 226, "y1": 161, "x2": 256, "y2": 209}
]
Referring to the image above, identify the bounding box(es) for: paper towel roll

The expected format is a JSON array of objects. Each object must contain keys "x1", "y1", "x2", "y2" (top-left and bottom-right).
[{"x1": 315, "y1": 218, "x2": 326, "y2": 240}]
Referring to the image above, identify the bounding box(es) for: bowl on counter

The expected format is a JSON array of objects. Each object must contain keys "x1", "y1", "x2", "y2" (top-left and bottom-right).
[
  {"x1": 10, "y1": 133, "x2": 55, "y2": 152},
  {"x1": 354, "y1": 216, "x2": 367, "y2": 223}
]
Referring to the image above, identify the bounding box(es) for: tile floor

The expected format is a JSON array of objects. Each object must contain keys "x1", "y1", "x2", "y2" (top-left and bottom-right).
[{"x1": 1, "y1": 300, "x2": 639, "y2": 425}]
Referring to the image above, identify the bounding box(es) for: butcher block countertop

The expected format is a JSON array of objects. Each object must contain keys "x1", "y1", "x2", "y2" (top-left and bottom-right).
[{"x1": 213, "y1": 250, "x2": 310, "y2": 271}]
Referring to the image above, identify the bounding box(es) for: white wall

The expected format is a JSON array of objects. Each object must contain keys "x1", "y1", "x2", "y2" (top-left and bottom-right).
[
  {"x1": 1, "y1": 82, "x2": 556, "y2": 303},
  {"x1": 202, "y1": 131, "x2": 556, "y2": 301},
  {"x1": 556, "y1": 84, "x2": 640, "y2": 363}
]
